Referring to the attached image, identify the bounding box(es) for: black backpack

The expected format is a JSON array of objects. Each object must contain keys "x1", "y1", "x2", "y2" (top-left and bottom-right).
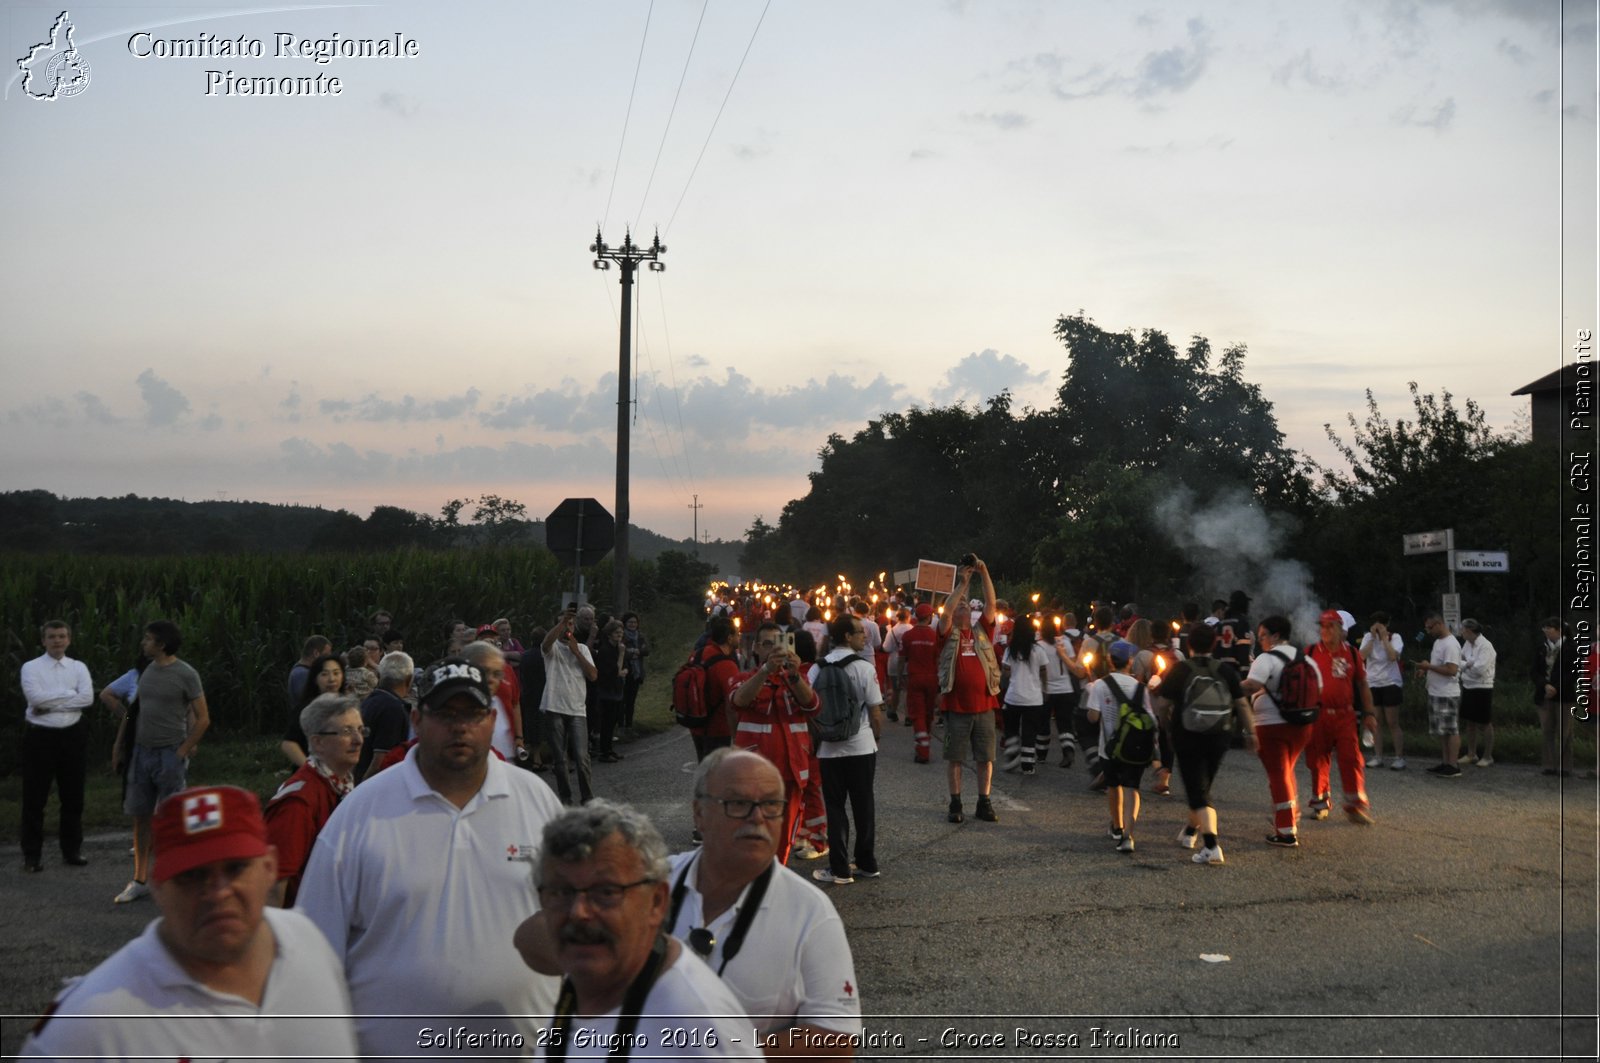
[
  {"x1": 1104, "y1": 673, "x2": 1155, "y2": 765},
  {"x1": 1180, "y1": 657, "x2": 1235, "y2": 734}
]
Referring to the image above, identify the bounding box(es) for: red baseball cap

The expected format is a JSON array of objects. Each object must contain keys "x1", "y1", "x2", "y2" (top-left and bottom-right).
[
  {"x1": 151, "y1": 786, "x2": 270, "y2": 883},
  {"x1": 915, "y1": 603, "x2": 934, "y2": 620},
  {"x1": 475, "y1": 624, "x2": 498, "y2": 638},
  {"x1": 1319, "y1": 609, "x2": 1344, "y2": 627}
]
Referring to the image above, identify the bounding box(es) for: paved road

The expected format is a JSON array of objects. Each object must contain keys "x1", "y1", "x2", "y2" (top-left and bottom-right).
[{"x1": 5, "y1": 718, "x2": 1596, "y2": 1060}]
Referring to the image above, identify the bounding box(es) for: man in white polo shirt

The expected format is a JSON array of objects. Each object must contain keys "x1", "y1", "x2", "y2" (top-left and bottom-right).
[{"x1": 296, "y1": 656, "x2": 565, "y2": 1057}]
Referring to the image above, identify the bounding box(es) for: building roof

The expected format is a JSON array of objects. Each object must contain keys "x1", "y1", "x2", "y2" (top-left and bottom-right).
[{"x1": 1511, "y1": 362, "x2": 1592, "y2": 396}]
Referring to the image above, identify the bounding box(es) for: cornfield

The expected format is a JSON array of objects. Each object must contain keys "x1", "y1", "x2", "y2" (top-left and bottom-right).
[{"x1": 0, "y1": 545, "x2": 618, "y2": 776}]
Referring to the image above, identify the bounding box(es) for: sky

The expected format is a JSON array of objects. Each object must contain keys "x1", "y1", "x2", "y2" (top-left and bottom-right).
[{"x1": 2, "y1": 0, "x2": 1595, "y2": 545}]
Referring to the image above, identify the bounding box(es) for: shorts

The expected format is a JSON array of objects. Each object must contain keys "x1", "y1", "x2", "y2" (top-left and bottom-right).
[
  {"x1": 1370, "y1": 685, "x2": 1403, "y2": 709},
  {"x1": 943, "y1": 710, "x2": 997, "y2": 763},
  {"x1": 1428, "y1": 696, "x2": 1461, "y2": 736},
  {"x1": 1103, "y1": 759, "x2": 1147, "y2": 789},
  {"x1": 1460, "y1": 688, "x2": 1493, "y2": 724},
  {"x1": 124, "y1": 744, "x2": 188, "y2": 817}
]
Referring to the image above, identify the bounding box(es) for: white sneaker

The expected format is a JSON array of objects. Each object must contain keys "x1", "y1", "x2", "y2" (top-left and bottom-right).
[
  {"x1": 114, "y1": 880, "x2": 149, "y2": 904},
  {"x1": 1177, "y1": 827, "x2": 1199, "y2": 849},
  {"x1": 1389, "y1": 757, "x2": 1407, "y2": 771},
  {"x1": 1193, "y1": 845, "x2": 1225, "y2": 865},
  {"x1": 1476, "y1": 756, "x2": 1494, "y2": 767},
  {"x1": 1116, "y1": 834, "x2": 1135, "y2": 853},
  {"x1": 1364, "y1": 755, "x2": 1383, "y2": 768},
  {"x1": 812, "y1": 868, "x2": 854, "y2": 885}
]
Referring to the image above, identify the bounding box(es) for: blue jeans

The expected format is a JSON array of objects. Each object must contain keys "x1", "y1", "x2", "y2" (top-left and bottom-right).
[{"x1": 543, "y1": 712, "x2": 592, "y2": 805}]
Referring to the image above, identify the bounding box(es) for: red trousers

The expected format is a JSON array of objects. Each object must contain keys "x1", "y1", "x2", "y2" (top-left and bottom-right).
[
  {"x1": 904, "y1": 673, "x2": 939, "y2": 761},
  {"x1": 1257, "y1": 722, "x2": 1313, "y2": 838},
  {"x1": 1304, "y1": 707, "x2": 1370, "y2": 812}
]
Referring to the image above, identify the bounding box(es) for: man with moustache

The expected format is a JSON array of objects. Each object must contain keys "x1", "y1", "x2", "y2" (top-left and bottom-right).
[
  {"x1": 519, "y1": 801, "x2": 749, "y2": 1059},
  {"x1": 21, "y1": 785, "x2": 357, "y2": 1060},
  {"x1": 297, "y1": 656, "x2": 565, "y2": 1057}
]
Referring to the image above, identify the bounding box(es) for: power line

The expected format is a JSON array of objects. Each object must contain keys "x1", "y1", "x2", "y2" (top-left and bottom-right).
[
  {"x1": 602, "y1": 0, "x2": 654, "y2": 233},
  {"x1": 665, "y1": 0, "x2": 773, "y2": 236},
  {"x1": 633, "y1": 0, "x2": 710, "y2": 228}
]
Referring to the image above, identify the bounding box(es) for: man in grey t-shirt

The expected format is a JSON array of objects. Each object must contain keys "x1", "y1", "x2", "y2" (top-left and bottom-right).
[{"x1": 111, "y1": 620, "x2": 209, "y2": 904}]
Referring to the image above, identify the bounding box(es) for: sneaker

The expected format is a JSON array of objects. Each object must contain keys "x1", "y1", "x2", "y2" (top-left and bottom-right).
[
  {"x1": 913, "y1": 753, "x2": 929, "y2": 764},
  {"x1": 812, "y1": 868, "x2": 854, "y2": 885},
  {"x1": 1264, "y1": 834, "x2": 1299, "y2": 849},
  {"x1": 1364, "y1": 754, "x2": 1383, "y2": 768},
  {"x1": 1108, "y1": 825, "x2": 1124, "y2": 841},
  {"x1": 1193, "y1": 845, "x2": 1225, "y2": 865},
  {"x1": 1060, "y1": 747, "x2": 1076, "y2": 769},
  {"x1": 1020, "y1": 763, "x2": 1036, "y2": 776},
  {"x1": 974, "y1": 796, "x2": 998, "y2": 823},
  {"x1": 691, "y1": 829, "x2": 704, "y2": 847},
  {"x1": 1430, "y1": 763, "x2": 1462, "y2": 778},
  {"x1": 1116, "y1": 834, "x2": 1135, "y2": 853},
  {"x1": 1389, "y1": 757, "x2": 1407, "y2": 771},
  {"x1": 887, "y1": 710, "x2": 899, "y2": 722},
  {"x1": 1177, "y1": 826, "x2": 1199, "y2": 849},
  {"x1": 114, "y1": 880, "x2": 150, "y2": 904},
  {"x1": 1476, "y1": 756, "x2": 1494, "y2": 767},
  {"x1": 947, "y1": 797, "x2": 964, "y2": 824},
  {"x1": 1309, "y1": 806, "x2": 1330, "y2": 821},
  {"x1": 852, "y1": 867, "x2": 882, "y2": 880},
  {"x1": 1347, "y1": 806, "x2": 1376, "y2": 825},
  {"x1": 791, "y1": 842, "x2": 823, "y2": 860}
]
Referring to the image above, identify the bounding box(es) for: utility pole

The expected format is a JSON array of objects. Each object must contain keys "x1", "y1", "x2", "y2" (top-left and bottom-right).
[
  {"x1": 590, "y1": 227, "x2": 666, "y2": 614},
  {"x1": 688, "y1": 494, "x2": 703, "y2": 555}
]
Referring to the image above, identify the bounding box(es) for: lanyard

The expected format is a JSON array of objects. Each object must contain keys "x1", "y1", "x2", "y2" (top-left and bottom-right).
[
  {"x1": 668, "y1": 855, "x2": 775, "y2": 975},
  {"x1": 547, "y1": 932, "x2": 666, "y2": 1062}
]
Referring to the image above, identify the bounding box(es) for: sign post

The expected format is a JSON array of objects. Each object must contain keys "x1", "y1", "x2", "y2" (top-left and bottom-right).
[{"x1": 546, "y1": 498, "x2": 615, "y2": 608}]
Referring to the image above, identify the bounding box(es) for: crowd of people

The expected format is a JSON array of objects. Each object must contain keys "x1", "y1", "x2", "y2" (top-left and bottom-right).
[{"x1": 12, "y1": 572, "x2": 1593, "y2": 1058}]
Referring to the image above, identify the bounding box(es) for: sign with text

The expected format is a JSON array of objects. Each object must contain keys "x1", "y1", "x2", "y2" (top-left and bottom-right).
[
  {"x1": 1450, "y1": 550, "x2": 1510, "y2": 573},
  {"x1": 893, "y1": 568, "x2": 918, "y2": 588},
  {"x1": 1441, "y1": 593, "x2": 1461, "y2": 631},
  {"x1": 1403, "y1": 529, "x2": 1453, "y2": 555},
  {"x1": 914, "y1": 559, "x2": 957, "y2": 596}
]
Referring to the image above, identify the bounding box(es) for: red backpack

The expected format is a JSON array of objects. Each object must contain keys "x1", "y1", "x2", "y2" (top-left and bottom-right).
[
  {"x1": 1269, "y1": 646, "x2": 1322, "y2": 725},
  {"x1": 671, "y1": 650, "x2": 735, "y2": 729}
]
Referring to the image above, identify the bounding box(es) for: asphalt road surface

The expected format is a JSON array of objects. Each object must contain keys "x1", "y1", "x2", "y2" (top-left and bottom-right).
[{"x1": 5, "y1": 717, "x2": 1596, "y2": 1061}]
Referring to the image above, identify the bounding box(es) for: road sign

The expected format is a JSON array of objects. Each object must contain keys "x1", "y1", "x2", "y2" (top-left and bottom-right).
[
  {"x1": 545, "y1": 498, "x2": 614, "y2": 568},
  {"x1": 1450, "y1": 550, "x2": 1510, "y2": 573},
  {"x1": 1441, "y1": 593, "x2": 1462, "y2": 631},
  {"x1": 1403, "y1": 529, "x2": 1453, "y2": 555},
  {"x1": 893, "y1": 568, "x2": 918, "y2": 588}
]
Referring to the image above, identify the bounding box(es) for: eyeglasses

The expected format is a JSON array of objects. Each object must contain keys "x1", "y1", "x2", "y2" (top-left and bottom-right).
[
  {"x1": 314, "y1": 726, "x2": 371, "y2": 739},
  {"x1": 687, "y1": 927, "x2": 716, "y2": 958},
  {"x1": 424, "y1": 706, "x2": 494, "y2": 725},
  {"x1": 537, "y1": 879, "x2": 656, "y2": 911},
  {"x1": 696, "y1": 795, "x2": 785, "y2": 821}
]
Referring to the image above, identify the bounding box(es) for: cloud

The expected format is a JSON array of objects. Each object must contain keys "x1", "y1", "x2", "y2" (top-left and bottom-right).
[
  {"x1": 1009, "y1": 19, "x2": 1211, "y2": 103},
  {"x1": 320, "y1": 389, "x2": 482, "y2": 423},
  {"x1": 1272, "y1": 49, "x2": 1348, "y2": 91},
  {"x1": 75, "y1": 392, "x2": 117, "y2": 424},
  {"x1": 1495, "y1": 37, "x2": 1533, "y2": 64},
  {"x1": 377, "y1": 91, "x2": 418, "y2": 118},
  {"x1": 1393, "y1": 96, "x2": 1457, "y2": 131},
  {"x1": 1132, "y1": 17, "x2": 1211, "y2": 98},
  {"x1": 962, "y1": 110, "x2": 1030, "y2": 130},
  {"x1": 731, "y1": 143, "x2": 772, "y2": 160},
  {"x1": 908, "y1": 148, "x2": 938, "y2": 161},
  {"x1": 1121, "y1": 134, "x2": 1233, "y2": 155},
  {"x1": 136, "y1": 369, "x2": 190, "y2": 427},
  {"x1": 481, "y1": 380, "x2": 611, "y2": 431},
  {"x1": 931, "y1": 349, "x2": 1047, "y2": 403}
]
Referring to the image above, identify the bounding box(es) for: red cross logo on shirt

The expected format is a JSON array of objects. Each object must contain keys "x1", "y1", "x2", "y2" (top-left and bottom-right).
[
  {"x1": 843, "y1": 980, "x2": 854, "y2": 997},
  {"x1": 182, "y1": 793, "x2": 222, "y2": 834},
  {"x1": 507, "y1": 844, "x2": 519, "y2": 857}
]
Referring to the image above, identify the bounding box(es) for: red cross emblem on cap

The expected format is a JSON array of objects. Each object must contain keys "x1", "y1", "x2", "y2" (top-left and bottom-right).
[{"x1": 182, "y1": 792, "x2": 223, "y2": 834}]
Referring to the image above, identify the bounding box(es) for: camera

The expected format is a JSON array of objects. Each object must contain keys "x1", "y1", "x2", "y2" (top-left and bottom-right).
[{"x1": 959, "y1": 553, "x2": 976, "y2": 567}]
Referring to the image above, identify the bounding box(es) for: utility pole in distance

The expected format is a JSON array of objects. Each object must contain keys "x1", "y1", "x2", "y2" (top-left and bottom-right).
[
  {"x1": 591, "y1": 227, "x2": 666, "y2": 614},
  {"x1": 688, "y1": 494, "x2": 703, "y2": 555}
]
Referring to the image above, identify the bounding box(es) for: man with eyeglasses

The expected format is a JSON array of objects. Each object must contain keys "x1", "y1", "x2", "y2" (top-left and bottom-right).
[
  {"x1": 21, "y1": 785, "x2": 358, "y2": 1061},
  {"x1": 728, "y1": 622, "x2": 820, "y2": 857},
  {"x1": 297, "y1": 655, "x2": 565, "y2": 1058},
  {"x1": 671, "y1": 749, "x2": 862, "y2": 1058},
  {"x1": 513, "y1": 799, "x2": 748, "y2": 1059},
  {"x1": 265, "y1": 693, "x2": 365, "y2": 906}
]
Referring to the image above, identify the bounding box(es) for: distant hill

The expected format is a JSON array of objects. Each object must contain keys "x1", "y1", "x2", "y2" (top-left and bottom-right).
[{"x1": 0, "y1": 490, "x2": 744, "y2": 574}]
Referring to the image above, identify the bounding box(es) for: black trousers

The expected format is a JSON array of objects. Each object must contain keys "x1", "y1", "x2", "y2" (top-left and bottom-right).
[
  {"x1": 21, "y1": 719, "x2": 87, "y2": 862},
  {"x1": 820, "y1": 752, "x2": 877, "y2": 879}
]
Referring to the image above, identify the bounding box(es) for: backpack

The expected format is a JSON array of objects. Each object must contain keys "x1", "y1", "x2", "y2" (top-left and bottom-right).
[
  {"x1": 811, "y1": 654, "x2": 867, "y2": 743},
  {"x1": 1268, "y1": 646, "x2": 1322, "y2": 726},
  {"x1": 1103, "y1": 674, "x2": 1155, "y2": 765},
  {"x1": 1180, "y1": 657, "x2": 1234, "y2": 734},
  {"x1": 671, "y1": 651, "x2": 734, "y2": 729}
]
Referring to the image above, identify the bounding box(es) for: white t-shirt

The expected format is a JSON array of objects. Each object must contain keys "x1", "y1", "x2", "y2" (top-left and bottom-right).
[
  {"x1": 1045, "y1": 636, "x2": 1078, "y2": 695},
  {"x1": 1247, "y1": 646, "x2": 1292, "y2": 727},
  {"x1": 296, "y1": 750, "x2": 564, "y2": 1058},
  {"x1": 1428, "y1": 634, "x2": 1463, "y2": 698},
  {"x1": 666, "y1": 853, "x2": 863, "y2": 1036},
  {"x1": 1002, "y1": 642, "x2": 1056, "y2": 706},
  {"x1": 542, "y1": 642, "x2": 595, "y2": 717},
  {"x1": 1088, "y1": 673, "x2": 1155, "y2": 750},
  {"x1": 808, "y1": 650, "x2": 882, "y2": 759},
  {"x1": 1359, "y1": 631, "x2": 1405, "y2": 688},
  {"x1": 1460, "y1": 635, "x2": 1497, "y2": 690},
  {"x1": 536, "y1": 947, "x2": 751, "y2": 1060},
  {"x1": 21, "y1": 907, "x2": 358, "y2": 1061}
]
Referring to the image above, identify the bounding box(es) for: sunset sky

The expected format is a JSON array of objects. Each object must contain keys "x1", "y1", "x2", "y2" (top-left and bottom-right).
[{"x1": 3, "y1": 0, "x2": 1594, "y2": 545}]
